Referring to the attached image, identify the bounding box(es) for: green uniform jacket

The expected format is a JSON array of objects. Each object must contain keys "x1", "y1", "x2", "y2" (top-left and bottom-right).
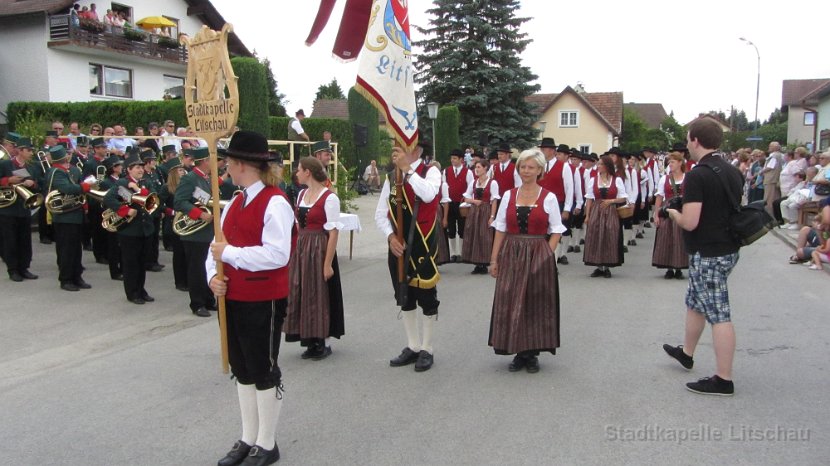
[
  {"x1": 173, "y1": 169, "x2": 214, "y2": 243},
  {"x1": 143, "y1": 170, "x2": 164, "y2": 219},
  {"x1": 103, "y1": 177, "x2": 155, "y2": 237},
  {"x1": 47, "y1": 165, "x2": 86, "y2": 224},
  {"x1": 0, "y1": 159, "x2": 33, "y2": 217},
  {"x1": 82, "y1": 156, "x2": 105, "y2": 181}
]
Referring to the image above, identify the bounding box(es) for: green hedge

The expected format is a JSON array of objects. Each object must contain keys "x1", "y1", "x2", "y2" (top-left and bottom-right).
[
  {"x1": 435, "y1": 105, "x2": 461, "y2": 167},
  {"x1": 230, "y1": 57, "x2": 269, "y2": 136},
  {"x1": 6, "y1": 100, "x2": 187, "y2": 133}
]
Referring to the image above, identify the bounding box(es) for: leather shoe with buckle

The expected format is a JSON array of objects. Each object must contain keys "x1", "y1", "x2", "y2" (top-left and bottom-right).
[
  {"x1": 572, "y1": 245, "x2": 581, "y2": 253},
  {"x1": 193, "y1": 307, "x2": 211, "y2": 317},
  {"x1": 19, "y1": 270, "x2": 38, "y2": 280},
  {"x1": 566, "y1": 246, "x2": 574, "y2": 253},
  {"x1": 74, "y1": 279, "x2": 91, "y2": 289},
  {"x1": 9, "y1": 272, "x2": 23, "y2": 282},
  {"x1": 61, "y1": 282, "x2": 80, "y2": 292},
  {"x1": 218, "y1": 440, "x2": 252, "y2": 466},
  {"x1": 414, "y1": 350, "x2": 433, "y2": 372},
  {"x1": 389, "y1": 347, "x2": 420, "y2": 367},
  {"x1": 241, "y1": 443, "x2": 279, "y2": 466}
]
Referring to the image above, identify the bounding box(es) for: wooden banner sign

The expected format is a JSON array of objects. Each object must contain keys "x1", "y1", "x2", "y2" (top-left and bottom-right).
[{"x1": 181, "y1": 24, "x2": 239, "y2": 374}]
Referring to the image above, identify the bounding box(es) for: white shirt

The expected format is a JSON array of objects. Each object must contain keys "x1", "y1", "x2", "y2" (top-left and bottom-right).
[
  {"x1": 161, "y1": 131, "x2": 181, "y2": 153},
  {"x1": 374, "y1": 159, "x2": 442, "y2": 239},
  {"x1": 585, "y1": 176, "x2": 628, "y2": 201},
  {"x1": 493, "y1": 189, "x2": 567, "y2": 235},
  {"x1": 363, "y1": 164, "x2": 379, "y2": 181},
  {"x1": 624, "y1": 168, "x2": 638, "y2": 203},
  {"x1": 764, "y1": 154, "x2": 779, "y2": 170},
  {"x1": 107, "y1": 137, "x2": 135, "y2": 154},
  {"x1": 441, "y1": 165, "x2": 474, "y2": 203},
  {"x1": 462, "y1": 176, "x2": 501, "y2": 202},
  {"x1": 205, "y1": 180, "x2": 294, "y2": 282},
  {"x1": 296, "y1": 188, "x2": 343, "y2": 231},
  {"x1": 290, "y1": 119, "x2": 305, "y2": 135},
  {"x1": 571, "y1": 163, "x2": 584, "y2": 210}
]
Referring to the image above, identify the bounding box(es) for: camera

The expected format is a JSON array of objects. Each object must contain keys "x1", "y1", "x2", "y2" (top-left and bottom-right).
[{"x1": 658, "y1": 196, "x2": 683, "y2": 219}]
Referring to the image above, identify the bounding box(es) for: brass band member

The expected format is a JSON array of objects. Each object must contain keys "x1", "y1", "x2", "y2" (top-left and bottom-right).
[
  {"x1": 207, "y1": 131, "x2": 294, "y2": 466},
  {"x1": 100, "y1": 155, "x2": 124, "y2": 280},
  {"x1": 0, "y1": 137, "x2": 39, "y2": 281},
  {"x1": 159, "y1": 158, "x2": 188, "y2": 292},
  {"x1": 141, "y1": 148, "x2": 165, "y2": 273}
]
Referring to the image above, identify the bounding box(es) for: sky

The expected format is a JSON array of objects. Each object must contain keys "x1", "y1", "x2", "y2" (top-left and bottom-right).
[{"x1": 210, "y1": 0, "x2": 830, "y2": 125}]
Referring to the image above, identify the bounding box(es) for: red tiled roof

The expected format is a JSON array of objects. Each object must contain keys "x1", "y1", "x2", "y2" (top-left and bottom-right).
[
  {"x1": 782, "y1": 79, "x2": 830, "y2": 107},
  {"x1": 310, "y1": 98, "x2": 386, "y2": 123},
  {"x1": 525, "y1": 88, "x2": 623, "y2": 135},
  {"x1": 624, "y1": 103, "x2": 668, "y2": 129}
]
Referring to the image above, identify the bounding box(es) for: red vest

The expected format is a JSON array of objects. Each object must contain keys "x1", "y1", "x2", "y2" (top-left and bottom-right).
[
  {"x1": 664, "y1": 175, "x2": 684, "y2": 198},
  {"x1": 445, "y1": 165, "x2": 468, "y2": 202},
  {"x1": 593, "y1": 176, "x2": 619, "y2": 200},
  {"x1": 388, "y1": 163, "x2": 438, "y2": 234},
  {"x1": 473, "y1": 179, "x2": 494, "y2": 202},
  {"x1": 540, "y1": 159, "x2": 566, "y2": 201},
  {"x1": 492, "y1": 161, "x2": 515, "y2": 196},
  {"x1": 223, "y1": 186, "x2": 289, "y2": 301},
  {"x1": 686, "y1": 160, "x2": 696, "y2": 171},
  {"x1": 505, "y1": 187, "x2": 550, "y2": 235},
  {"x1": 296, "y1": 189, "x2": 332, "y2": 231}
]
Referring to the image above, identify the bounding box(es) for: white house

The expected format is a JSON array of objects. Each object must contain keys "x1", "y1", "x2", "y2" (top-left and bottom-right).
[{"x1": 0, "y1": 0, "x2": 252, "y2": 125}]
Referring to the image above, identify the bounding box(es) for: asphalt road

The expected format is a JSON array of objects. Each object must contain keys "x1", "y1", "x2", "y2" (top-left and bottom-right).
[{"x1": 1, "y1": 194, "x2": 827, "y2": 465}]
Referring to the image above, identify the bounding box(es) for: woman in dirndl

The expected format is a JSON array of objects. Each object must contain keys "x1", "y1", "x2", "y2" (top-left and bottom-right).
[
  {"x1": 489, "y1": 149, "x2": 566, "y2": 374},
  {"x1": 285, "y1": 157, "x2": 344, "y2": 360},
  {"x1": 462, "y1": 159, "x2": 500, "y2": 274},
  {"x1": 652, "y1": 151, "x2": 688, "y2": 279},
  {"x1": 583, "y1": 155, "x2": 629, "y2": 278}
]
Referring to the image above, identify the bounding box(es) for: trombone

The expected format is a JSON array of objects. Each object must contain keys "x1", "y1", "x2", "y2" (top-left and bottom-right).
[{"x1": 37, "y1": 150, "x2": 51, "y2": 172}]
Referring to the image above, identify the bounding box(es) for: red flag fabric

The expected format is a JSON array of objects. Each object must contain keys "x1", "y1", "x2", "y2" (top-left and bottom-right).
[
  {"x1": 332, "y1": 0, "x2": 373, "y2": 61},
  {"x1": 305, "y1": 0, "x2": 338, "y2": 46}
]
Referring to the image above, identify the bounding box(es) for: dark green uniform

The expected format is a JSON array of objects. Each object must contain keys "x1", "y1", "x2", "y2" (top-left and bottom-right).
[
  {"x1": 142, "y1": 168, "x2": 164, "y2": 270},
  {"x1": 0, "y1": 158, "x2": 36, "y2": 277},
  {"x1": 47, "y1": 164, "x2": 89, "y2": 287},
  {"x1": 173, "y1": 167, "x2": 215, "y2": 313}
]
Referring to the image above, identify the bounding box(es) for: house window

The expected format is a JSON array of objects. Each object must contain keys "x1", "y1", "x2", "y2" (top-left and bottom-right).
[
  {"x1": 162, "y1": 16, "x2": 179, "y2": 38},
  {"x1": 804, "y1": 112, "x2": 816, "y2": 126},
  {"x1": 163, "y1": 75, "x2": 184, "y2": 100},
  {"x1": 89, "y1": 63, "x2": 133, "y2": 98},
  {"x1": 579, "y1": 144, "x2": 591, "y2": 155},
  {"x1": 559, "y1": 110, "x2": 578, "y2": 128}
]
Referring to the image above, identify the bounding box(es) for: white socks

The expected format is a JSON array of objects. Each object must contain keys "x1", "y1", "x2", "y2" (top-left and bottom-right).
[
  {"x1": 449, "y1": 236, "x2": 462, "y2": 257},
  {"x1": 402, "y1": 311, "x2": 421, "y2": 352},
  {"x1": 237, "y1": 383, "x2": 258, "y2": 446},
  {"x1": 421, "y1": 314, "x2": 436, "y2": 354},
  {"x1": 254, "y1": 387, "x2": 282, "y2": 450}
]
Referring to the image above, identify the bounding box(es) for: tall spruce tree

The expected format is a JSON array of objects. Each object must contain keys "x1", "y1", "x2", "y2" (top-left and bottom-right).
[{"x1": 415, "y1": 0, "x2": 540, "y2": 149}]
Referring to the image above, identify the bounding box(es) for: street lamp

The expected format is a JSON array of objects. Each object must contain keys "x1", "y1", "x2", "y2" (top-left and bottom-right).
[
  {"x1": 739, "y1": 37, "x2": 760, "y2": 136},
  {"x1": 427, "y1": 102, "x2": 439, "y2": 160},
  {"x1": 537, "y1": 121, "x2": 547, "y2": 143}
]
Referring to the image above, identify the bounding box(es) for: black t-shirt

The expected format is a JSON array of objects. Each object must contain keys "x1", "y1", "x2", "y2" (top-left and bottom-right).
[{"x1": 682, "y1": 153, "x2": 742, "y2": 257}]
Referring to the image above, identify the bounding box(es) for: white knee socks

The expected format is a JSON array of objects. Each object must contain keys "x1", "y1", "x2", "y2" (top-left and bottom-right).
[
  {"x1": 402, "y1": 311, "x2": 421, "y2": 352},
  {"x1": 254, "y1": 387, "x2": 282, "y2": 449},
  {"x1": 237, "y1": 382, "x2": 258, "y2": 446},
  {"x1": 421, "y1": 314, "x2": 436, "y2": 354}
]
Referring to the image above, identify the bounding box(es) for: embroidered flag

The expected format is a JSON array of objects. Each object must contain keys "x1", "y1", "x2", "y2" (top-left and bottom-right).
[{"x1": 354, "y1": 0, "x2": 418, "y2": 151}]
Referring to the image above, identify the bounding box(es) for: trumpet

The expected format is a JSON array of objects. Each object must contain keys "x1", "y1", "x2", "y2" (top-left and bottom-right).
[
  {"x1": 37, "y1": 150, "x2": 51, "y2": 172},
  {"x1": 0, "y1": 184, "x2": 44, "y2": 209},
  {"x1": 172, "y1": 198, "x2": 229, "y2": 236}
]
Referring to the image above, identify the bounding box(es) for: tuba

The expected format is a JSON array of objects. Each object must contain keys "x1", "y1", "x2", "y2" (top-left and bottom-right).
[
  {"x1": 0, "y1": 184, "x2": 44, "y2": 209},
  {"x1": 45, "y1": 190, "x2": 85, "y2": 214},
  {"x1": 172, "y1": 198, "x2": 229, "y2": 236}
]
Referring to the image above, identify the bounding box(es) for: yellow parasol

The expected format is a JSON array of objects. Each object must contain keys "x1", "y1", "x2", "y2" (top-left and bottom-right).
[{"x1": 136, "y1": 16, "x2": 177, "y2": 31}]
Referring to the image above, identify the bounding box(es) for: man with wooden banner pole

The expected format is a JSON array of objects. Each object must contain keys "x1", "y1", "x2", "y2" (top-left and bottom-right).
[{"x1": 184, "y1": 25, "x2": 291, "y2": 466}]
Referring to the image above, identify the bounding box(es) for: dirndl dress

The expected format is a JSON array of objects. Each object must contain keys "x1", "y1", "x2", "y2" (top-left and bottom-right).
[
  {"x1": 434, "y1": 203, "x2": 450, "y2": 265},
  {"x1": 285, "y1": 189, "x2": 345, "y2": 345},
  {"x1": 489, "y1": 188, "x2": 561, "y2": 355},
  {"x1": 462, "y1": 180, "x2": 496, "y2": 265},
  {"x1": 583, "y1": 184, "x2": 624, "y2": 267}
]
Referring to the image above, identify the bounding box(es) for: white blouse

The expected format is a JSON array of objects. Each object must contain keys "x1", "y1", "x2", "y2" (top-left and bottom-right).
[
  {"x1": 462, "y1": 177, "x2": 501, "y2": 201},
  {"x1": 584, "y1": 176, "x2": 628, "y2": 201},
  {"x1": 493, "y1": 189, "x2": 567, "y2": 235},
  {"x1": 297, "y1": 188, "x2": 343, "y2": 231},
  {"x1": 655, "y1": 174, "x2": 684, "y2": 199}
]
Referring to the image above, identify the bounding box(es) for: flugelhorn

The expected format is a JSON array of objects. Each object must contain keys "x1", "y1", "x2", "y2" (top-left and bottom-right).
[
  {"x1": 0, "y1": 184, "x2": 44, "y2": 209},
  {"x1": 172, "y1": 198, "x2": 229, "y2": 236},
  {"x1": 99, "y1": 191, "x2": 160, "y2": 233}
]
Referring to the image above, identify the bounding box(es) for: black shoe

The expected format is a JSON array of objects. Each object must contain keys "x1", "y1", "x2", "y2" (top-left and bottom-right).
[
  {"x1": 40, "y1": 238, "x2": 53, "y2": 245},
  {"x1": 630, "y1": 239, "x2": 638, "y2": 246},
  {"x1": 686, "y1": 375, "x2": 734, "y2": 396},
  {"x1": 19, "y1": 270, "x2": 38, "y2": 280},
  {"x1": 142, "y1": 294, "x2": 155, "y2": 303},
  {"x1": 164, "y1": 246, "x2": 174, "y2": 252},
  {"x1": 9, "y1": 272, "x2": 23, "y2": 282},
  {"x1": 590, "y1": 268, "x2": 604, "y2": 278},
  {"x1": 240, "y1": 443, "x2": 280, "y2": 466},
  {"x1": 572, "y1": 246, "x2": 581, "y2": 253},
  {"x1": 674, "y1": 270, "x2": 684, "y2": 279},
  {"x1": 663, "y1": 344, "x2": 694, "y2": 370},
  {"x1": 61, "y1": 282, "x2": 80, "y2": 292},
  {"x1": 566, "y1": 246, "x2": 574, "y2": 253},
  {"x1": 451, "y1": 255, "x2": 461, "y2": 263},
  {"x1": 301, "y1": 346, "x2": 316, "y2": 360},
  {"x1": 193, "y1": 307, "x2": 211, "y2": 317},
  {"x1": 218, "y1": 440, "x2": 252, "y2": 466},
  {"x1": 390, "y1": 347, "x2": 420, "y2": 367},
  {"x1": 414, "y1": 350, "x2": 433, "y2": 372},
  {"x1": 557, "y1": 255, "x2": 569, "y2": 265},
  {"x1": 175, "y1": 285, "x2": 189, "y2": 292},
  {"x1": 623, "y1": 246, "x2": 629, "y2": 253},
  {"x1": 112, "y1": 274, "x2": 124, "y2": 281},
  {"x1": 74, "y1": 279, "x2": 91, "y2": 289},
  {"x1": 525, "y1": 356, "x2": 540, "y2": 373},
  {"x1": 146, "y1": 264, "x2": 164, "y2": 272},
  {"x1": 579, "y1": 239, "x2": 585, "y2": 245},
  {"x1": 603, "y1": 269, "x2": 612, "y2": 278},
  {"x1": 508, "y1": 355, "x2": 527, "y2": 372},
  {"x1": 644, "y1": 222, "x2": 652, "y2": 228},
  {"x1": 206, "y1": 303, "x2": 218, "y2": 311},
  {"x1": 664, "y1": 270, "x2": 675, "y2": 280},
  {"x1": 95, "y1": 258, "x2": 109, "y2": 265},
  {"x1": 130, "y1": 297, "x2": 146, "y2": 305}
]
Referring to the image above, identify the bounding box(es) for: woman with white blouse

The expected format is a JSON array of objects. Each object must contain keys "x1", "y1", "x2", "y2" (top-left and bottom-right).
[
  {"x1": 652, "y1": 151, "x2": 688, "y2": 279},
  {"x1": 583, "y1": 155, "x2": 628, "y2": 278},
  {"x1": 461, "y1": 159, "x2": 500, "y2": 274}
]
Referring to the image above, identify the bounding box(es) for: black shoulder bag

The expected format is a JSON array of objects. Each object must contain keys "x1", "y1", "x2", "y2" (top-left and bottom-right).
[{"x1": 698, "y1": 161, "x2": 775, "y2": 247}]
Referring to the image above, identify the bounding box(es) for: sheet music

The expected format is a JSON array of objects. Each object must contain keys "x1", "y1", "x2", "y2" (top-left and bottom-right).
[{"x1": 193, "y1": 186, "x2": 211, "y2": 204}]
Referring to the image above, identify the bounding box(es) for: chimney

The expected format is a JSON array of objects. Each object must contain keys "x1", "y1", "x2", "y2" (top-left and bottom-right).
[{"x1": 574, "y1": 82, "x2": 586, "y2": 94}]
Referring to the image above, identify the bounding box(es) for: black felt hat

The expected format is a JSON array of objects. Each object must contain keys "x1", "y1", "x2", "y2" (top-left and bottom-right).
[
  {"x1": 556, "y1": 144, "x2": 570, "y2": 153},
  {"x1": 450, "y1": 148, "x2": 464, "y2": 158},
  {"x1": 670, "y1": 142, "x2": 689, "y2": 153},
  {"x1": 218, "y1": 130, "x2": 277, "y2": 162},
  {"x1": 496, "y1": 143, "x2": 511, "y2": 153},
  {"x1": 539, "y1": 137, "x2": 556, "y2": 149}
]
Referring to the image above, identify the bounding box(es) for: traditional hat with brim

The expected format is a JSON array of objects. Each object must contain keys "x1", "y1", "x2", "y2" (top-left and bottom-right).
[
  {"x1": 670, "y1": 142, "x2": 688, "y2": 153},
  {"x1": 496, "y1": 143, "x2": 511, "y2": 153},
  {"x1": 569, "y1": 148, "x2": 582, "y2": 157},
  {"x1": 450, "y1": 148, "x2": 464, "y2": 158},
  {"x1": 103, "y1": 155, "x2": 124, "y2": 170},
  {"x1": 3, "y1": 132, "x2": 20, "y2": 145},
  {"x1": 556, "y1": 144, "x2": 570, "y2": 153},
  {"x1": 161, "y1": 157, "x2": 182, "y2": 172},
  {"x1": 161, "y1": 144, "x2": 177, "y2": 154},
  {"x1": 76, "y1": 136, "x2": 90, "y2": 147},
  {"x1": 185, "y1": 147, "x2": 210, "y2": 162},
  {"x1": 140, "y1": 148, "x2": 157, "y2": 161},
  {"x1": 125, "y1": 152, "x2": 144, "y2": 167},
  {"x1": 607, "y1": 147, "x2": 622, "y2": 156},
  {"x1": 643, "y1": 147, "x2": 657, "y2": 154},
  {"x1": 91, "y1": 137, "x2": 106, "y2": 148},
  {"x1": 539, "y1": 137, "x2": 556, "y2": 149},
  {"x1": 15, "y1": 137, "x2": 33, "y2": 149},
  {"x1": 217, "y1": 130, "x2": 277, "y2": 163},
  {"x1": 49, "y1": 145, "x2": 69, "y2": 162},
  {"x1": 311, "y1": 140, "x2": 332, "y2": 154}
]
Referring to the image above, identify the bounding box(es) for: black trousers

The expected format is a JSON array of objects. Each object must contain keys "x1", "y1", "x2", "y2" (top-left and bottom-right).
[
  {"x1": 107, "y1": 232, "x2": 122, "y2": 278},
  {"x1": 387, "y1": 252, "x2": 439, "y2": 315},
  {"x1": 161, "y1": 216, "x2": 173, "y2": 250},
  {"x1": 89, "y1": 204, "x2": 108, "y2": 262},
  {"x1": 119, "y1": 235, "x2": 149, "y2": 300},
  {"x1": 38, "y1": 207, "x2": 53, "y2": 241},
  {"x1": 445, "y1": 201, "x2": 465, "y2": 239},
  {"x1": 227, "y1": 298, "x2": 287, "y2": 390},
  {"x1": 170, "y1": 233, "x2": 188, "y2": 288},
  {"x1": 0, "y1": 216, "x2": 33, "y2": 274},
  {"x1": 144, "y1": 216, "x2": 161, "y2": 268},
  {"x1": 773, "y1": 197, "x2": 786, "y2": 224},
  {"x1": 53, "y1": 223, "x2": 83, "y2": 284},
  {"x1": 183, "y1": 240, "x2": 214, "y2": 311}
]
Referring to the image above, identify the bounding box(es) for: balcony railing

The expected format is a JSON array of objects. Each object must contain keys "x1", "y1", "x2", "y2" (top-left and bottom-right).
[{"x1": 48, "y1": 15, "x2": 187, "y2": 65}]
